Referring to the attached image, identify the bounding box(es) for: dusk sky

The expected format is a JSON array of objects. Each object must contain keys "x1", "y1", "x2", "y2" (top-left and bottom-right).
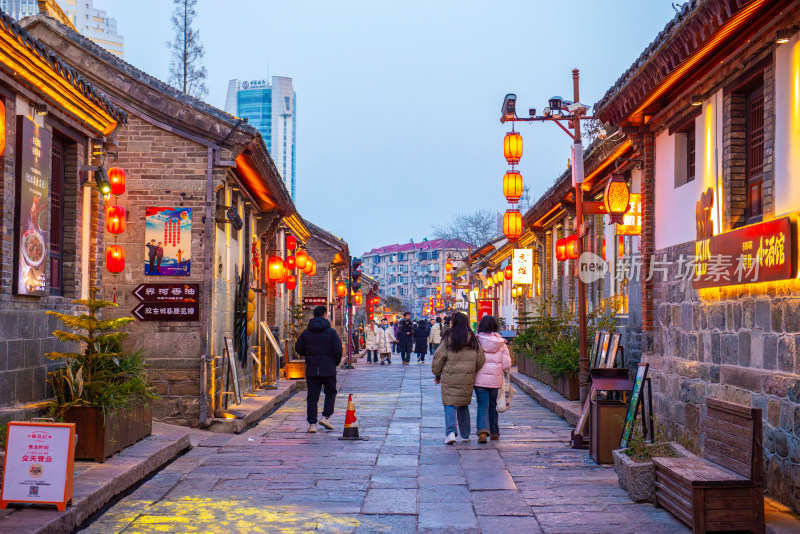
[{"x1": 102, "y1": 0, "x2": 678, "y2": 256}]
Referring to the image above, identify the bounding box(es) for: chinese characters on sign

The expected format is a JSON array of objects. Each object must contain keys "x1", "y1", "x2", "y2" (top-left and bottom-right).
[
  {"x1": 692, "y1": 217, "x2": 794, "y2": 289},
  {"x1": 477, "y1": 299, "x2": 493, "y2": 323},
  {"x1": 512, "y1": 248, "x2": 533, "y2": 285},
  {"x1": 616, "y1": 193, "x2": 642, "y2": 236},
  {"x1": 144, "y1": 207, "x2": 191, "y2": 276},
  {"x1": 131, "y1": 283, "x2": 200, "y2": 321},
  {"x1": 0, "y1": 422, "x2": 75, "y2": 511},
  {"x1": 13, "y1": 117, "x2": 52, "y2": 296},
  {"x1": 302, "y1": 297, "x2": 327, "y2": 309}
]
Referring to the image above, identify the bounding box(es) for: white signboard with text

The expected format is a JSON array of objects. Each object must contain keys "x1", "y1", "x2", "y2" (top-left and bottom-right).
[
  {"x1": 0, "y1": 422, "x2": 75, "y2": 511},
  {"x1": 512, "y1": 249, "x2": 533, "y2": 285}
]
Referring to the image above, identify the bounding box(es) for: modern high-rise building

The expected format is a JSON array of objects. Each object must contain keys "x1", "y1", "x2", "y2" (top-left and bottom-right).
[
  {"x1": 0, "y1": 0, "x2": 124, "y2": 57},
  {"x1": 225, "y1": 76, "x2": 297, "y2": 200}
]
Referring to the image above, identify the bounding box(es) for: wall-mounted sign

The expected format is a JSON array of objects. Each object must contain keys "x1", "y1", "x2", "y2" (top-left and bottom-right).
[
  {"x1": 478, "y1": 299, "x2": 493, "y2": 323},
  {"x1": 13, "y1": 117, "x2": 52, "y2": 296},
  {"x1": 0, "y1": 421, "x2": 75, "y2": 511},
  {"x1": 512, "y1": 249, "x2": 533, "y2": 284},
  {"x1": 616, "y1": 193, "x2": 642, "y2": 236},
  {"x1": 133, "y1": 283, "x2": 199, "y2": 302},
  {"x1": 302, "y1": 297, "x2": 327, "y2": 309},
  {"x1": 693, "y1": 216, "x2": 796, "y2": 289},
  {"x1": 145, "y1": 208, "x2": 191, "y2": 276},
  {"x1": 132, "y1": 303, "x2": 200, "y2": 321}
]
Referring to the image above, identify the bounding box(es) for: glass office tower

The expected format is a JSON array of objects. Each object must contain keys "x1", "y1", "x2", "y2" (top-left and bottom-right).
[{"x1": 225, "y1": 76, "x2": 297, "y2": 201}]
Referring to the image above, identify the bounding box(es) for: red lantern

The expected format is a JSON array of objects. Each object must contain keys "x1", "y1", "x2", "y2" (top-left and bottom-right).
[
  {"x1": 336, "y1": 282, "x2": 347, "y2": 298},
  {"x1": 436, "y1": 285, "x2": 441, "y2": 293},
  {"x1": 603, "y1": 172, "x2": 631, "y2": 225},
  {"x1": 108, "y1": 167, "x2": 126, "y2": 196},
  {"x1": 355, "y1": 293, "x2": 363, "y2": 305},
  {"x1": 505, "y1": 265, "x2": 513, "y2": 280},
  {"x1": 445, "y1": 260, "x2": 453, "y2": 272},
  {"x1": 566, "y1": 234, "x2": 579, "y2": 260},
  {"x1": 105, "y1": 205, "x2": 125, "y2": 234},
  {"x1": 296, "y1": 249, "x2": 308, "y2": 269},
  {"x1": 268, "y1": 256, "x2": 285, "y2": 281},
  {"x1": 504, "y1": 131, "x2": 522, "y2": 165},
  {"x1": 286, "y1": 275, "x2": 297, "y2": 290},
  {"x1": 286, "y1": 255, "x2": 296, "y2": 270},
  {"x1": 286, "y1": 235, "x2": 297, "y2": 251},
  {"x1": 303, "y1": 255, "x2": 314, "y2": 275},
  {"x1": 445, "y1": 285, "x2": 452, "y2": 295},
  {"x1": 556, "y1": 238, "x2": 567, "y2": 262},
  {"x1": 503, "y1": 209, "x2": 523, "y2": 240},
  {"x1": 308, "y1": 258, "x2": 317, "y2": 277},
  {"x1": 503, "y1": 170, "x2": 523, "y2": 203},
  {"x1": 105, "y1": 244, "x2": 125, "y2": 273}
]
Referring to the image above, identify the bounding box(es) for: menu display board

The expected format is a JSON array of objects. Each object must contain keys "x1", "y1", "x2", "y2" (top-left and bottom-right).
[
  {"x1": 144, "y1": 207, "x2": 191, "y2": 276},
  {"x1": 13, "y1": 117, "x2": 52, "y2": 296},
  {"x1": 0, "y1": 422, "x2": 75, "y2": 511}
]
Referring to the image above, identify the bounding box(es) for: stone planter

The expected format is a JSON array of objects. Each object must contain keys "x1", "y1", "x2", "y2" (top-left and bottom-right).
[
  {"x1": 612, "y1": 443, "x2": 690, "y2": 502},
  {"x1": 62, "y1": 400, "x2": 152, "y2": 462}
]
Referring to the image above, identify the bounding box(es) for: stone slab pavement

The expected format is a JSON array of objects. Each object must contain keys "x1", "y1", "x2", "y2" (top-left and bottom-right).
[{"x1": 78, "y1": 359, "x2": 690, "y2": 533}]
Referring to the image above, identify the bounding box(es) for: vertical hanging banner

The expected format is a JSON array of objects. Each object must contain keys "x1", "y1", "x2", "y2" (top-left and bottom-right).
[
  {"x1": 0, "y1": 422, "x2": 76, "y2": 511},
  {"x1": 477, "y1": 299, "x2": 493, "y2": 323},
  {"x1": 512, "y1": 248, "x2": 533, "y2": 285},
  {"x1": 144, "y1": 207, "x2": 191, "y2": 276},
  {"x1": 13, "y1": 117, "x2": 52, "y2": 296}
]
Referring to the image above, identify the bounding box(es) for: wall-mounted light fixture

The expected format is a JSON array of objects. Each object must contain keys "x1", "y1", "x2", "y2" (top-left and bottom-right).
[
  {"x1": 776, "y1": 26, "x2": 797, "y2": 44},
  {"x1": 690, "y1": 94, "x2": 704, "y2": 107}
]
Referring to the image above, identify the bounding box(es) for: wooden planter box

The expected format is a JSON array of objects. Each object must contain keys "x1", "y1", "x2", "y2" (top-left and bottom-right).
[
  {"x1": 517, "y1": 357, "x2": 579, "y2": 400},
  {"x1": 62, "y1": 401, "x2": 152, "y2": 462},
  {"x1": 554, "y1": 372, "x2": 580, "y2": 401}
]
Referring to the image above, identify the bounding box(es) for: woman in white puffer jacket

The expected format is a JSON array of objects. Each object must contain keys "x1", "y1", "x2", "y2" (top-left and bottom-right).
[{"x1": 474, "y1": 315, "x2": 511, "y2": 443}]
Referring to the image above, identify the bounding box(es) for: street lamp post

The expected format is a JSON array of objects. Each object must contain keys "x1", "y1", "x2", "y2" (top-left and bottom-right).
[{"x1": 502, "y1": 69, "x2": 592, "y2": 401}]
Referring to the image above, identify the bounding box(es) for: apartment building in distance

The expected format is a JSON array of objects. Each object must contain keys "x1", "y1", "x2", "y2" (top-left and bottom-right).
[{"x1": 362, "y1": 238, "x2": 471, "y2": 316}]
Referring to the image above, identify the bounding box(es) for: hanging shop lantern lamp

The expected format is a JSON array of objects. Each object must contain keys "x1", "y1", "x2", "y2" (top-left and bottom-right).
[
  {"x1": 303, "y1": 255, "x2": 314, "y2": 275},
  {"x1": 487, "y1": 277, "x2": 494, "y2": 288},
  {"x1": 307, "y1": 258, "x2": 317, "y2": 277},
  {"x1": 603, "y1": 172, "x2": 631, "y2": 225},
  {"x1": 286, "y1": 255, "x2": 296, "y2": 270},
  {"x1": 286, "y1": 235, "x2": 297, "y2": 251},
  {"x1": 503, "y1": 209, "x2": 523, "y2": 240},
  {"x1": 296, "y1": 249, "x2": 308, "y2": 269},
  {"x1": 503, "y1": 170, "x2": 523, "y2": 204},
  {"x1": 355, "y1": 292, "x2": 363, "y2": 305},
  {"x1": 504, "y1": 131, "x2": 523, "y2": 165},
  {"x1": 105, "y1": 244, "x2": 125, "y2": 273},
  {"x1": 268, "y1": 255, "x2": 285, "y2": 281},
  {"x1": 556, "y1": 238, "x2": 567, "y2": 262},
  {"x1": 105, "y1": 205, "x2": 126, "y2": 234},
  {"x1": 436, "y1": 285, "x2": 441, "y2": 293},
  {"x1": 286, "y1": 275, "x2": 297, "y2": 290},
  {"x1": 336, "y1": 282, "x2": 347, "y2": 298},
  {"x1": 445, "y1": 285, "x2": 452, "y2": 295},
  {"x1": 445, "y1": 260, "x2": 453, "y2": 272},
  {"x1": 505, "y1": 265, "x2": 513, "y2": 280},
  {"x1": 566, "y1": 234, "x2": 579, "y2": 260},
  {"x1": 108, "y1": 167, "x2": 126, "y2": 196}
]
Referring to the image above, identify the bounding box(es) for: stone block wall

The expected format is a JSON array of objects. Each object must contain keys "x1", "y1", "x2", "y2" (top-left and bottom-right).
[{"x1": 646, "y1": 240, "x2": 800, "y2": 512}]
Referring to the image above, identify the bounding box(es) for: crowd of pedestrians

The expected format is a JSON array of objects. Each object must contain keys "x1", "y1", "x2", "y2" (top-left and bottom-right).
[{"x1": 361, "y1": 313, "x2": 451, "y2": 365}]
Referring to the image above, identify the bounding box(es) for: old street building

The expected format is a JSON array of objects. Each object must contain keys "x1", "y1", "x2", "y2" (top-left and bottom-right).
[
  {"x1": 593, "y1": 0, "x2": 800, "y2": 511},
  {"x1": 0, "y1": 11, "x2": 127, "y2": 409},
  {"x1": 5, "y1": 14, "x2": 348, "y2": 427}
]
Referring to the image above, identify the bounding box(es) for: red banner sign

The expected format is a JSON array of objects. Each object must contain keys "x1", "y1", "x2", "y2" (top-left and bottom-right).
[
  {"x1": 693, "y1": 216, "x2": 796, "y2": 289},
  {"x1": 477, "y1": 299, "x2": 493, "y2": 323}
]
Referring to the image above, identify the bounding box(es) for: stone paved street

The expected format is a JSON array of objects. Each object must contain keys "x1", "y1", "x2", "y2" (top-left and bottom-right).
[{"x1": 79, "y1": 361, "x2": 688, "y2": 533}]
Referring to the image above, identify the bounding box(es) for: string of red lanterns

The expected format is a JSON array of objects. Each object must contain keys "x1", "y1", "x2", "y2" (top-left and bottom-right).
[
  {"x1": 502, "y1": 128, "x2": 525, "y2": 241},
  {"x1": 105, "y1": 167, "x2": 127, "y2": 274}
]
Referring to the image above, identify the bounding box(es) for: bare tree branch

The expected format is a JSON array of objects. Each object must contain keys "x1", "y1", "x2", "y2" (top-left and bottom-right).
[
  {"x1": 167, "y1": 0, "x2": 208, "y2": 99},
  {"x1": 431, "y1": 209, "x2": 499, "y2": 248}
]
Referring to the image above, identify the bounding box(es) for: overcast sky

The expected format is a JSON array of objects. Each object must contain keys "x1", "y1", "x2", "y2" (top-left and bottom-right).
[{"x1": 100, "y1": 0, "x2": 678, "y2": 256}]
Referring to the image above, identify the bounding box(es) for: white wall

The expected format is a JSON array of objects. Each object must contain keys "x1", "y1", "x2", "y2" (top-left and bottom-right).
[
  {"x1": 654, "y1": 90, "x2": 723, "y2": 250},
  {"x1": 774, "y1": 34, "x2": 800, "y2": 218}
]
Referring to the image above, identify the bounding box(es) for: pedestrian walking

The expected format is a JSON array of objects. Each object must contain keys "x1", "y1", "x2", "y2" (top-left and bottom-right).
[
  {"x1": 294, "y1": 306, "x2": 343, "y2": 433},
  {"x1": 396, "y1": 312, "x2": 415, "y2": 365},
  {"x1": 365, "y1": 320, "x2": 379, "y2": 363},
  {"x1": 428, "y1": 317, "x2": 442, "y2": 356},
  {"x1": 474, "y1": 315, "x2": 512, "y2": 443},
  {"x1": 376, "y1": 318, "x2": 395, "y2": 364},
  {"x1": 391, "y1": 321, "x2": 399, "y2": 353},
  {"x1": 431, "y1": 312, "x2": 485, "y2": 444},
  {"x1": 414, "y1": 319, "x2": 429, "y2": 363}
]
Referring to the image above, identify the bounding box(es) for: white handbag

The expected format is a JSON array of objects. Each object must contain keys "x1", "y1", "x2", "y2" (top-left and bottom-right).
[{"x1": 496, "y1": 371, "x2": 515, "y2": 413}]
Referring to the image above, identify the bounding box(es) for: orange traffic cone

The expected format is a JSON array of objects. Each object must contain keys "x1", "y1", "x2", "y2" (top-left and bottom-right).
[{"x1": 338, "y1": 394, "x2": 368, "y2": 441}]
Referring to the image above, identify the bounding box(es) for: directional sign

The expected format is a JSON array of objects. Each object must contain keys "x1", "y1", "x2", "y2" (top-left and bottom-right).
[
  {"x1": 132, "y1": 303, "x2": 200, "y2": 322},
  {"x1": 132, "y1": 283, "x2": 199, "y2": 303}
]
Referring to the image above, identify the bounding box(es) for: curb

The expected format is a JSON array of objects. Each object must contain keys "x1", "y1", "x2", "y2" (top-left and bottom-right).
[
  {"x1": 509, "y1": 368, "x2": 583, "y2": 427},
  {"x1": 205, "y1": 379, "x2": 298, "y2": 434}
]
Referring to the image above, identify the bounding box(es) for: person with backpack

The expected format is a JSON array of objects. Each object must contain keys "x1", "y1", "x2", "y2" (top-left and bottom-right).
[
  {"x1": 474, "y1": 315, "x2": 512, "y2": 443},
  {"x1": 294, "y1": 306, "x2": 343, "y2": 433},
  {"x1": 431, "y1": 312, "x2": 485, "y2": 444}
]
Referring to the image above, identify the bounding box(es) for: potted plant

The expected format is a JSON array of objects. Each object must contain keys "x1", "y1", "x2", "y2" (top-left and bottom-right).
[
  {"x1": 45, "y1": 288, "x2": 157, "y2": 462},
  {"x1": 612, "y1": 420, "x2": 688, "y2": 502}
]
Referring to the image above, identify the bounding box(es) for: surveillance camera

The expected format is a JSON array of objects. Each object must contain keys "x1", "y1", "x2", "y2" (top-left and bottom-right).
[
  {"x1": 567, "y1": 102, "x2": 589, "y2": 115},
  {"x1": 501, "y1": 93, "x2": 517, "y2": 123},
  {"x1": 528, "y1": 108, "x2": 536, "y2": 117},
  {"x1": 542, "y1": 107, "x2": 551, "y2": 117}
]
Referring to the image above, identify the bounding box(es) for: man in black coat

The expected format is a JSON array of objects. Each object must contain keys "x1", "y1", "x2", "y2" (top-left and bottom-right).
[
  {"x1": 396, "y1": 312, "x2": 415, "y2": 365},
  {"x1": 295, "y1": 306, "x2": 343, "y2": 433}
]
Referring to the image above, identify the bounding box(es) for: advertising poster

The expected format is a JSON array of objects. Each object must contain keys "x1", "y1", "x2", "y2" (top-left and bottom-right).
[
  {"x1": 14, "y1": 117, "x2": 52, "y2": 296},
  {"x1": 0, "y1": 422, "x2": 75, "y2": 510},
  {"x1": 144, "y1": 207, "x2": 191, "y2": 276}
]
